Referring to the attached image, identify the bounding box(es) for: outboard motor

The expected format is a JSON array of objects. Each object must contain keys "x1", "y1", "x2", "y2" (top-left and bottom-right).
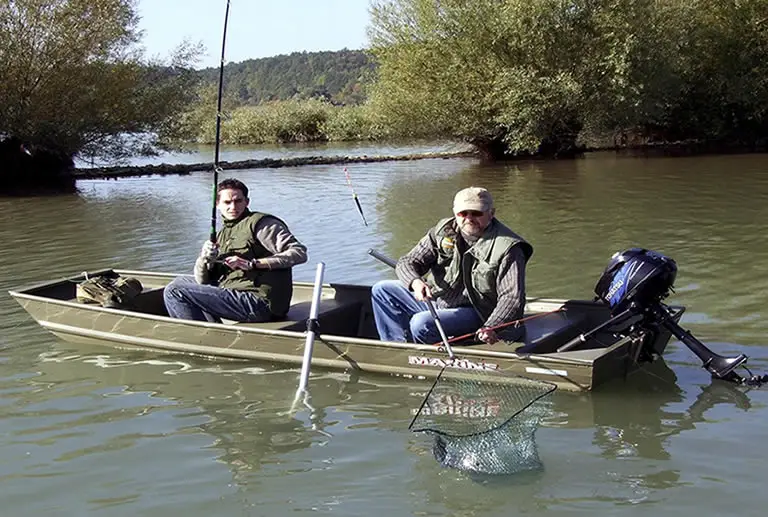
[
  {"x1": 594, "y1": 248, "x2": 677, "y2": 314},
  {"x1": 562, "y1": 248, "x2": 765, "y2": 385}
]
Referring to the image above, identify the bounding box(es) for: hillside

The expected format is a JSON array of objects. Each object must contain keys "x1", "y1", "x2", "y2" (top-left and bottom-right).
[{"x1": 196, "y1": 49, "x2": 375, "y2": 106}]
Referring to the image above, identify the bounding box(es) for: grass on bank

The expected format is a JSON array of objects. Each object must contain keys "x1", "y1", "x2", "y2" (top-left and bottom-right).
[{"x1": 181, "y1": 99, "x2": 404, "y2": 145}]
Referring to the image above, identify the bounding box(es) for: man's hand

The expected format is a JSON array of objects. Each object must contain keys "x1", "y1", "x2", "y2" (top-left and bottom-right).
[
  {"x1": 200, "y1": 240, "x2": 219, "y2": 261},
  {"x1": 476, "y1": 327, "x2": 499, "y2": 344},
  {"x1": 221, "y1": 256, "x2": 270, "y2": 271},
  {"x1": 411, "y1": 279, "x2": 433, "y2": 302},
  {"x1": 222, "y1": 256, "x2": 256, "y2": 271}
]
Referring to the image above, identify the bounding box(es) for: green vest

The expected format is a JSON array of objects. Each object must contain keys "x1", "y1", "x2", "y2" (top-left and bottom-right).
[
  {"x1": 212, "y1": 210, "x2": 293, "y2": 317},
  {"x1": 425, "y1": 218, "x2": 533, "y2": 320}
]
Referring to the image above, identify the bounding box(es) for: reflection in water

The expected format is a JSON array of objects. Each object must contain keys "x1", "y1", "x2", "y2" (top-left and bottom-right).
[
  {"x1": 588, "y1": 362, "x2": 751, "y2": 464},
  {"x1": 2, "y1": 340, "x2": 762, "y2": 515},
  {"x1": 415, "y1": 362, "x2": 759, "y2": 513},
  {"x1": 3, "y1": 150, "x2": 768, "y2": 514}
]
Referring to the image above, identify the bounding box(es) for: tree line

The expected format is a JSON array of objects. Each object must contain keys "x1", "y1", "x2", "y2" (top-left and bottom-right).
[
  {"x1": 178, "y1": 0, "x2": 768, "y2": 158},
  {"x1": 366, "y1": 0, "x2": 768, "y2": 159},
  {"x1": 196, "y1": 49, "x2": 373, "y2": 107},
  {"x1": 2, "y1": 0, "x2": 767, "y2": 191}
]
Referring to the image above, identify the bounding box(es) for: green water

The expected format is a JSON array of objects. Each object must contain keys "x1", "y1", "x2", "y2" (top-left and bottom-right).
[{"x1": 1, "y1": 148, "x2": 767, "y2": 516}]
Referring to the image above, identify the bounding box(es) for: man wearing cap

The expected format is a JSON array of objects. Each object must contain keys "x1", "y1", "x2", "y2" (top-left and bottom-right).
[{"x1": 371, "y1": 187, "x2": 533, "y2": 344}]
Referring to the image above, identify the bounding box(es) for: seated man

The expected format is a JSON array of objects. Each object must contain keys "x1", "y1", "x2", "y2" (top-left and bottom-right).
[
  {"x1": 164, "y1": 178, "x2": 308, "y2": 322},
  {"x1": 371, "y1": 187, "x2": 533, "y2": 344}
]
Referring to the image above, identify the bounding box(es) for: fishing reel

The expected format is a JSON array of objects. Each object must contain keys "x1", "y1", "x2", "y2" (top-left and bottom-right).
[{"x1": 566, "y1": 248, "x2": 767, "y2": 386}]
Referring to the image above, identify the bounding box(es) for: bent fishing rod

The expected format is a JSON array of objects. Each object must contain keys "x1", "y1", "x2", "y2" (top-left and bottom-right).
[{"x1": 210, "y1": 0, "x2": 231, "y2": 243}]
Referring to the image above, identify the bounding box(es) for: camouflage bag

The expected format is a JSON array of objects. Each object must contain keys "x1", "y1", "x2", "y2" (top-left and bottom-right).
[{"x1": 76, "y1": 274, "x2": 143, "y2": 309}]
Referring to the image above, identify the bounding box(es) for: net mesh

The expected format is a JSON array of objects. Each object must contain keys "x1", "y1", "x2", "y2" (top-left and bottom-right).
[{"x1": 411, "y1": 371, "x2": 556, "y2": 475}]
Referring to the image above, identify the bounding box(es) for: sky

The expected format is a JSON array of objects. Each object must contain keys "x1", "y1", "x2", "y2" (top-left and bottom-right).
[{"x1": 136, "y1": 0, "x2": 372, "y2": 69}]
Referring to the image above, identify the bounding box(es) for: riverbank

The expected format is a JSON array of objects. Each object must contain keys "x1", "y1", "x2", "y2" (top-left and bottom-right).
[
  {"x1": 72, "y1": 150, "x2": 477, "y2": 179},
  {"x1": 68, "y1": 140, "x2": 768, "y2": 181}
]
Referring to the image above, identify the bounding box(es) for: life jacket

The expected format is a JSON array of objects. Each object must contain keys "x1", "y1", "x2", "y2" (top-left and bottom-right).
[{"x1": 425, "y1": 217, "x2": 533, "y2": 320}]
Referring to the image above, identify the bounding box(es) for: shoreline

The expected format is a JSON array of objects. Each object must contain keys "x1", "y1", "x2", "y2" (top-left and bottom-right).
[
  {"x1": 72, "y1": 150, "x2": 477, "y2": 179},
  {"x1": 71, "y1": 141, "x2": 768, "y2": 180}
]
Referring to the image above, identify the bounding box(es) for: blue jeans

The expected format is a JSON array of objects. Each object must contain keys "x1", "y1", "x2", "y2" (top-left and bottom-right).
[
  {"x1": 371, "y1": 279, "x2": 482, "y2": 343},
  {"x1": 163, "y1": 276, "x2": 272, "y2": 323}
]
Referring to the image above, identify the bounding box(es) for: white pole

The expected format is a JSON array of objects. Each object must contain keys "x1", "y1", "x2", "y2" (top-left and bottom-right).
[{"x1": 296, "y1": 262, "x2": 325, "y2": 394}]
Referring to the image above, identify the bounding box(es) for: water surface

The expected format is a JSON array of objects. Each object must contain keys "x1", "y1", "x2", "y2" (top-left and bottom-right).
[{"x1": 2, "y1": 147, "x2": 768, "y2": 516}]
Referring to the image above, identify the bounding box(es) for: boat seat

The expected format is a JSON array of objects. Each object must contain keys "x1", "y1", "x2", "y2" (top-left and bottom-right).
[
  {"x1": 231, "y1": 298, "x2": 349, "y2": 331},
  {"x1": 515, "y1": 311, "x2": 587, "y2": 354}
]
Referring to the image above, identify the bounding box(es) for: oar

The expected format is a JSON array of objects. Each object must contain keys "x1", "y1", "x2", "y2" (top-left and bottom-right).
[
  {"x1": 292, "y1": 262, "x2": 326, "y2": 410},
  {"x1": 209, "y1": 0, "x2": 231, "y2": 243},
  {"x1": 368, "y1": 248, "x2": 396, "y2": 268}
]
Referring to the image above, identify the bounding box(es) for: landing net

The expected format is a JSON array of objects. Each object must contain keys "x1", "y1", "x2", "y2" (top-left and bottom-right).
[{"x1": 410, "y1": 372, "x2": 556, "y2": 475}]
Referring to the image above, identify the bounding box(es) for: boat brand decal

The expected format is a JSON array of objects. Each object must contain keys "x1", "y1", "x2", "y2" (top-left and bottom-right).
[
  {"x1": 605, "y1": 277, "x2": 624, "y2": 302},
  {"x1": 408, "y1": 356, "x2": 498, "y2": 371},
  {"x1": 525, "y1": 366, "x2": 568, "y2": 377},
  {"x1": 411, "y1": 393, "x2": 501, "y2": 418}
]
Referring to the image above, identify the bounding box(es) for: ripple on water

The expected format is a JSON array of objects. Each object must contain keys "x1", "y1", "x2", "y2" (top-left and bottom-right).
[{"x1": 2, "y1": 150, "x2": 768, "y2": 515}]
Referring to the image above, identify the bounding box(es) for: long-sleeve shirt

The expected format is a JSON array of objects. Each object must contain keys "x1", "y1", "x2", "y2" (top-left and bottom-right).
[{"x1": 251, "y1": 216, "x2": 307, "y2": 269}]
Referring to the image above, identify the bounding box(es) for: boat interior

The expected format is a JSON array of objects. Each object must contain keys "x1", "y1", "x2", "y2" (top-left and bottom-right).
[{"x1": 14, "y1": 269, "x2": 681, "y2": 357}]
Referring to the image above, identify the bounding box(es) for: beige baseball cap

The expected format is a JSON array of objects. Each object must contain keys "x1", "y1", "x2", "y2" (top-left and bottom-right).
[{"x1": 453, "y1": 187, "x2": 494, "y2": 213}]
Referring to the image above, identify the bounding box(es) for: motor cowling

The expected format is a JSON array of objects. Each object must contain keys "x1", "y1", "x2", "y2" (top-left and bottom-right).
[{"x1": 594, "y1": 248, "x2": 677, "y2": 314}]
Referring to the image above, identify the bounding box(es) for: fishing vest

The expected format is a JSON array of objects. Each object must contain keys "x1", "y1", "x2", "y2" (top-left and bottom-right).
[
  {"x1": 213, "y1": 210, "x2": 293, "y2": 317},
  {"x1": 425, "y1": 217, "x2": 533, "y2": 320}
]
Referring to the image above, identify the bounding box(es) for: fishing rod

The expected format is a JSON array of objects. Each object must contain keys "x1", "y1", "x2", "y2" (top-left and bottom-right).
[
  {"x1": 344, "y1": 167, "x2": 368, "y2": 226},
  {"x1": 210, "y1": 0, "x2": 231, "y2": 243},
  {"x1": 441, "y1": 310, "x2": 564, "y2": 346}
]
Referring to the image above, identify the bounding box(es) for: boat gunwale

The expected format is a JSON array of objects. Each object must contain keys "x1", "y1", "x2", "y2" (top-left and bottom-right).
[{"x1": 8, "y1": 268, "x2": 677, "y2": 370}]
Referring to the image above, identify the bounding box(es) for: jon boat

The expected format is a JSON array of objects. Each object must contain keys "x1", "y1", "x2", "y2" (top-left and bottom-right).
[{"x1": 9, "y1": 264, "x2": 683, "y2": 392}]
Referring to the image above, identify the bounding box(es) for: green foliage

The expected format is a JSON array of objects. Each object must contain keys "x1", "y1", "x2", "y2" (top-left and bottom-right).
[
  {"x1": 182, "y1": 98, "x2": 388, "y2": 145},
  {"x1": 323, "y1": 104, "x2": 391, "y2": 141},
  {"x1": 197, "y1": 50, "x2": 374, "y2": 106},
  {"x1": 657, "y1": 0, "x2": 768, "y2": 142},
  {"x1": 0, "y1": 0, "x2": 201, "y2": 164},
  {"x1": 368, "y1": 0, "x2": 768, "y2": 158},
  {"x1": 178, "y1": 50, "x2": 382, "y2": 145}
]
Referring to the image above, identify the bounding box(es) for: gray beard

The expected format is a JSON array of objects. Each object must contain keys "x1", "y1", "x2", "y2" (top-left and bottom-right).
[{"x1": 460, "y1": 230, "x2": 481, "y2": 245}]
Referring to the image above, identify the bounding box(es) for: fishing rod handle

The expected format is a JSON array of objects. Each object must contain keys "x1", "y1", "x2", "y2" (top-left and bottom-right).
[{"x1": 368, "y1": 249, "x2": 397, "y2": 269}]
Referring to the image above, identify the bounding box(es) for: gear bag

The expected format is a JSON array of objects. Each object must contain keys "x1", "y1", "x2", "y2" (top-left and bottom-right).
[{"x1": 76, "y1": 274, "x2": 143, "y2": 309}]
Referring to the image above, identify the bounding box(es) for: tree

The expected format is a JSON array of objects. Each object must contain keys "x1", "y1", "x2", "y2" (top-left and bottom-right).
[
  {"x1": 0, "y1": 0, "x2": 201, "y2": 173},
  {"x1": 367, "y1": 0, "x2": 768, "y2": 159},
  {"x1": 656, "y1": 0, "x2": 768, "y2": 144},
  {"x1": 367, "y1": 0, "x2": 595, "y2": 158}
]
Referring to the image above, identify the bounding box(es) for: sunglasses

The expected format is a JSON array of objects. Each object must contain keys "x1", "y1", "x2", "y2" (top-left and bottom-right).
[{"x1": 456, "y1": 210, "x2": 485, "y2": 217}]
